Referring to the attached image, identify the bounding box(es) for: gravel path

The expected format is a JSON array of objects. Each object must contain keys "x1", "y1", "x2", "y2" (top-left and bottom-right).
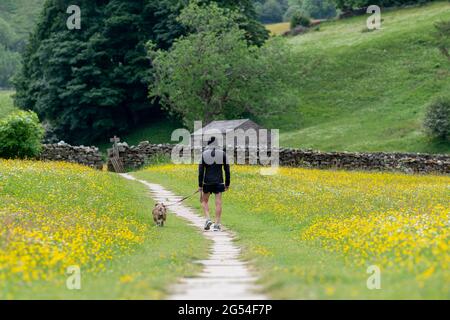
[{"x1": 120, "y1": 173, "x2": 267, "y2": 300}]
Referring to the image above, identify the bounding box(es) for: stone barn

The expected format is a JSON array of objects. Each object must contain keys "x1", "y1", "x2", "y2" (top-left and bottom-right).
[{"x1": 191, "y1": 119, "x2": 271, "y2": 149}]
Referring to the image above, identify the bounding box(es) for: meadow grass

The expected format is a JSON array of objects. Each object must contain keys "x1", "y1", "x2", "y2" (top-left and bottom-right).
[
  {"x1": 95, "y1": 120, "x2": 182, "y2": 154},
  {"x1": 0, "y1": 91, "x2": 17, "y2": 119},
  {"x1": 134, "y1": 164, "x2": 450, "y2": 299},
  {"x1": 119, "y1": 3, "x2": 450, "y2": 154},
  {"x1": 277, "y1": 2, "x2": 450, "y2": 153},
  {"x1": 266, "y1": 22, "x2": 290, "y2": 35},
  {"x1": 0, "y1": 160, "x2": 208, "y2": 299}
]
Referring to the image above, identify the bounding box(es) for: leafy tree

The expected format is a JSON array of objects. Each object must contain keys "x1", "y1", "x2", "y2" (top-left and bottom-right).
[
  {"x1": 0, "y1": 48, "x2": 20, "y2": 88},
  {"x1": 14, "y1": 0, "x2": 268, "y2": 144},
  {"x1": 283, "y1": 4, "x2": 302, "y2": 21},
  {"x1": 255, "y1": 0, "x2": 290, "y2": 24},
  {"x1": 291, "y1": 12, "x2": 311, "y2": 29},
  {"x1": 300, "y1": 0, "x2": 336, "y2": 19},
  {"x1": 0, "y1": 18, "x2": 15, "y2": 50},
  {"x1": 423, "y1": 96, "x2": 450, "y2": 141},
  {"x1": 259, "y1": 0, "x2": 284, "y2": 23},
  {"x1": 0, "y1": 110, "x2": 44, "y2": 159},
  {"x1": 0, "y1": 0, "x2": 45, "y2": 87},
  {"x1": 435, "y1": 20, "x2": 450, "y2": 61},
  {"x1": 149, "y1": 2, "x2": 296, "y2": 127}
]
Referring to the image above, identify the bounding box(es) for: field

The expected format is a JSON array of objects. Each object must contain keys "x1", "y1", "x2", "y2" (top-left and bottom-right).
[
  {"x1": 2, "y1": 3, "x2": 450, "y2": 154},
  {"x1": 278, "y1": 2, "x2": 450, "y2": 154},
  {"x1": 134, "y1": 164, "x2": 450, "y2": 299},
  {"x1": 104, "y1": 2, "x2": 450, "y2": 154},
  {"x1": 0, "y1": 91, "x2": 17, "y2": 119},
  {"x1": 266, "y1": 22, "x2": 290, "y2": 35},
  {"x1": 96, "y1": 120, "x2": 182, "y2": 153},
  {"x1": 0, "y1": 160, "x2": 208, "y2": 299}
]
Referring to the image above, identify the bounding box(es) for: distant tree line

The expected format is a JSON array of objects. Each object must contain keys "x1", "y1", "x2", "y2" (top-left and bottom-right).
[
  {"x1": 333, "y1": 0, "x2": 436, "y2": 11},
  {"x1": 254, "y1": 0, "x2": 337, "y2": 23},
  {"x1": 0, "y1": 0, "x2": 44, "y2": 88},
  {"x1": 253, "y1": 0, "x2": 438, "y2": 24},
  {"x1": 149, "y1": 2, "x2": 296, "y2": 128}
]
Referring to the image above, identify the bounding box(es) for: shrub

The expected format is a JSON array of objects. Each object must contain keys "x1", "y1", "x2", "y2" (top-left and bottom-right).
[
  {"x1": 283, "y1": 5, "x2": 302, "y2": 22},
  {"x1": 0, "y1": 110, "x2": 44, "y2": 159},
  {"x1": 423, "y1": 97, "x2": 450, "y2": 141},
  {"x1": 290, "y1": 12, "x2": 311, "y2": 29}
]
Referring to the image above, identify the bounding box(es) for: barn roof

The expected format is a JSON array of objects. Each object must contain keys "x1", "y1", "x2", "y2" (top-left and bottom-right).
[{"x1": 192, "y1": 119, "x2": 258, "y2": 135}]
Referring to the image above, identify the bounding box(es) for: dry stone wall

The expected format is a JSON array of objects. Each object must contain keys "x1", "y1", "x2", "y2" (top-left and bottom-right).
[
  {"x1": 278, "y1": 148, "x2": 450, "y2": 174},
  {"x1": 40, "y1": 142, "x2": 103, "y2": 170},
  {"x1": 38, "y1": 141, "x2": 449, "y2": 174},
  {"x1": 106, "y1": 142, "x2": 450, "y2": 174}
]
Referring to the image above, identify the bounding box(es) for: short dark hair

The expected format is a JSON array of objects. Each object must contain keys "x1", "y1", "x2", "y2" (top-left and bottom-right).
[{"x1": 207, "y1": 137, "x2": 216, "y2": 145}]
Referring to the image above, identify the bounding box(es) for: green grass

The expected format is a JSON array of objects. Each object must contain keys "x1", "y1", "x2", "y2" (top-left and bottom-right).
[
  {"x1": 0, "y1": 160, "x2": 208, "y2": 299},
  {"x1": 96, "y1": 120, "x2": 182, "y2": 153},
  {"x1": 119, "y1": 3, "x2": 450, "y2": 154},
  {"x1": 277, "y1": 2, "x2": 450, "y2": 153},
  {"x1": 0, "y1": 0, "x2": 45, "y2": 40},
  {"x1": 26, "y1": 212, "x2": 209, "y2": 300},
  {"x1": 0, "y1": 91, "x2": 17, "y2": 119},
  {"x1": 3, "y1": 3, "x2": 450, "y2": 154},
  {"x1": 134, "y1": 164, "x2": 450, "y2": 299}
]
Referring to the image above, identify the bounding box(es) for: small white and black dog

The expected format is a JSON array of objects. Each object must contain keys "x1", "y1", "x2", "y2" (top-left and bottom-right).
[{"x1": 152, "y1": 203, "x2": 167, "y2": 227}]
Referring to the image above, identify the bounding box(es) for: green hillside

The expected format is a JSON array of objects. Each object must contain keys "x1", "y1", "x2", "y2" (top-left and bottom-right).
[
  {"x1": 0, "y1": 0, "x2": 45, "y2": 88},
  {"x1": 0, "y1": 0, "x2": 45, "y2": 39},
  {"x1": 2, "y1": 2, "x2": 450, "y2": 154},
  {"x1": 0, "y1": 90, "x2": 16, "y2": 118},
  {"x1": 111, "y1": 2, "x2": 450, "y2": 154},
  {"x1": 277, "y1": 2, "x2": 450, "y2": 153}
]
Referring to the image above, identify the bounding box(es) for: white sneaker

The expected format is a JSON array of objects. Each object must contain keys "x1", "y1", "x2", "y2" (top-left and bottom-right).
[
  {"x1": 204, "y1": 219, "x2": 213, "y2": 231},
  {"x1": 213, "y1": 224, "x2": 221, "y2": 232}
]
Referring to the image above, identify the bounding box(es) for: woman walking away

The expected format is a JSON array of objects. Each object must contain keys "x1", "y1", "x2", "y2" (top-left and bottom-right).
[{"x1": 198, "y1": 137, "x2": 230, "y2": 231}]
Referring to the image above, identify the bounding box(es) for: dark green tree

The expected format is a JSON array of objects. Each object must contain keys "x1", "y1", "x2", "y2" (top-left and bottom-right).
[
  {"x1": 300, "y1": 0, "x2": 336, "y2": 19},
  {"x1": 149, "y1": 2, "x2": 296, "y2": 127},
  {"x1": 435, "y1": 20, "x2": 450, "y2": 61},
  {"x1": 14, "y1": 0, "x2": 268, "y2": 144}
]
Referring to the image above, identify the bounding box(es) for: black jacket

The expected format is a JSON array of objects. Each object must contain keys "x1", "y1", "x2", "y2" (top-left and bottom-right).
[{"x1": 198, "y1": 148, "x2": 230, "y2": 187}]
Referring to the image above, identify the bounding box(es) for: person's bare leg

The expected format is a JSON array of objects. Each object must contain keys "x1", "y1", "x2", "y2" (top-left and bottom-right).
[
  {"x1": 201, "y1": 192, "x2": 211, "y2": 220},
  {"x1": 215, "y1": 192, "x2": 222, "y2": 225}
]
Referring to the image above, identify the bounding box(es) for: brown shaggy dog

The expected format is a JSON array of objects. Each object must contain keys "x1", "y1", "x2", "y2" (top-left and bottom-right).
[{"x1": 152, "y1": 203, "x2": 167, "y2": 227}]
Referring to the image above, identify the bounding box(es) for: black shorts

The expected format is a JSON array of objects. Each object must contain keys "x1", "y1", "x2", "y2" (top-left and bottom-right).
[{"x1": 202, "y1": 184, "x2": 225, "y2": 194}]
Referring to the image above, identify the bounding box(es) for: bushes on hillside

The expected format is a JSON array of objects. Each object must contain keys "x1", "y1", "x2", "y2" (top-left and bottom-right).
[
  {"x1": 299, "y1": 0, "x2": 336, "y2": 19},
  {"x1": 0, "y1": 110, "x2": 44, "y2": 158},
  {"x1": 149, "y1": 2, "x2": 296, "y2": 127},
  {"x1": 291, "y1": 12, "x2": 311, "y2": 29},
  {"x1": 423, "y1": 97, "x2": 450, "y2": 141}
]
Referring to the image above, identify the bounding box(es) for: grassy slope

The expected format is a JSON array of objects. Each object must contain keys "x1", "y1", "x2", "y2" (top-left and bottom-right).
[
  {"x1": 0, "y1": 91, "x2": 17, "y2": 119},
  {"x1": 0, "y1": 0, "x2": 45, "y2": 41},
  {"x1": 278, "y1": 2, "x2": 450, "y2": 153},
  {"x1": 3, "y1": 3, "x2": 449, "y2": 154},
  {"x1": 96, "y1": 120, "x2": 182, "y2": 153},
  {"x1": 0, "y1": 161, "x2": 208, "y2": 299},
  {"x1": 134, "y1": 165, "x2": 449, "y2": 299},
  {"x1": 118, "y1": 3, "x2": 450, "y2": 154}
]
